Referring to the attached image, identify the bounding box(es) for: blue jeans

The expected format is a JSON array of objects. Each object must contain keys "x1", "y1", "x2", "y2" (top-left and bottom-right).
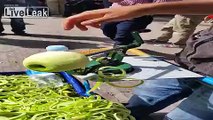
[
  {"x1": 101, "y1": 16, "x2": 153, "y2": 45},
  {"x1": 165, "y1": 86, "x2": 213, "y2": 120},
  {"x1": 125, "y1": 78, "x2": 201, "y2": 120}
]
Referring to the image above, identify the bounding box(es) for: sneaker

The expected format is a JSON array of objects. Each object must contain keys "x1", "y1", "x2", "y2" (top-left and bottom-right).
[
  {"x1": 154, "y1": 43, "x2": 184, "y2": 48},
  {"x1": 171, "y1": 32, "x2": 190, "y2": 45},
  {"x1": 156, "y1": 32, "x2": 173, "y2": 42}
]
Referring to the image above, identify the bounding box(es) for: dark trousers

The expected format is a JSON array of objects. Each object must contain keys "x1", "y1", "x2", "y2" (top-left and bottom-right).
[
  {"x1": 64, "y1": 0, "x2": 97, "y2": 17},
  {"x1": 101, "y1": 16, "x2": 153, "y2": 45},
  {"x1": 0, "y1": 0, "x2": 6, "y2": 32},
  {"x1": 10, "y1": 18, "x2": 26, "y2": 33},
  {"x1": 0, "y1": 0, "x2": 26, "y2": 33},
  {"x1": 103, "y1": 0, "x2": 112, "y2": 8}
]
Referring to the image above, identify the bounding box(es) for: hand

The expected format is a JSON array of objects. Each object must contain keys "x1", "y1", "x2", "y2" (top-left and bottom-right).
[
  {"x1": 63, "y1": 0, "x2": 213, "y2": 31},
  {"x1": 63, "y1": 6, "x2": 146, "y2": 31}
]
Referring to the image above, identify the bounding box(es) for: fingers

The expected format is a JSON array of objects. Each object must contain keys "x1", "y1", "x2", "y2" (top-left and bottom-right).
[
  {"x1": 90, "y1": 23, "x2": 101, "y2": 28},
  {"x1": 63, "y1": 9, "x2": 109, "y2": 30},
  {"x1": 75, "y1": 22, "x2": 88, "y2": 31},
  {"x1": 81, "y1": 17, "x2": 111, "y2": 26},
  {"x1": 63, "y1": 17, "x2": 88, "y2": 31},
  {"x1": 63, "y1": 17, "x2": 76, "y2": 30},
  {"x1": 63, "y1": 14, "x2": 95, "y2": 30},
  {"x1": 63, "y1": 13, "x2": 88, "y2": 30}
]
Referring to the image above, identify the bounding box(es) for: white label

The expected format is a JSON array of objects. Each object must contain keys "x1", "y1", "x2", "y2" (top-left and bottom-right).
[{"x1": 3, "y1": 7, "x2": 49, "y2": 19}]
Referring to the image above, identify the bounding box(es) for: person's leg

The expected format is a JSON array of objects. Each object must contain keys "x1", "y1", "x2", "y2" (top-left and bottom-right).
[
  {"x1": 0, "y1": 0, "x2": 6, "y2": 33},
  {"x1": 114, "y1": 16, "x2": 153, "y2": 45},
  {"x1": 11, "y1": 18, "x2": 26, "y2": 34},
  {"x1": 0, "y1": 16, "x2": 3, "y2": 33},
  {"x1": 58, "y1": 0, "x2": 65, "y2": 15},
  {"x1": 26, "y1": 0, "x2": 40, "y2": 6},
  {"x1": 10, "y1": 0, "x2": 26, "y2": 35},
  {"x1": 165, "y1": 86, "x2": 213, "y2": 120},
  {"x1": 156, "y1": 17, "x2": 175, "y2": 42},
  {"x1": 101, "y1": 22, "x2": 117, "y2": 40},
  {"x1": 172, "y1": 15, "x2": 204, "y2": 45},
  {"x1": 126, "y1": 79, "x2": 200, "y2": 120},
  {"x1": 63, "y1": 0, "x2": 72, "y2": 17},
  {"x1": 0, "y1": 14, "x2": 4, "y2": 34}
]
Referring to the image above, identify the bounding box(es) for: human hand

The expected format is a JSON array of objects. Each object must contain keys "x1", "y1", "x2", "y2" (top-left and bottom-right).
[
  {"x1": 63, "y1": 5, "x2": 146, "y2": 31},
  {"x1": 63, "y1": 0, "x2": 213, "y2": 31}
]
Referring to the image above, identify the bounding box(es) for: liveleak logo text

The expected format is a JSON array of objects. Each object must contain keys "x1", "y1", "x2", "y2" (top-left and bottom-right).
[{"x1": 3, "y1": 7, "x2": 49, "y2": 18}]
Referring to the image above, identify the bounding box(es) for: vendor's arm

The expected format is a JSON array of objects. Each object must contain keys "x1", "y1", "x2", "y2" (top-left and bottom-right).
[{"x1": 63, "y1": 0, "x2": 213, "y2": 31}]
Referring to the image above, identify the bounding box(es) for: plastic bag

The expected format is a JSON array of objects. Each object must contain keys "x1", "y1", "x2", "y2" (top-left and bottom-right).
[{"x1": 26, "y1": 70, "x2": 64, "y2": 87}]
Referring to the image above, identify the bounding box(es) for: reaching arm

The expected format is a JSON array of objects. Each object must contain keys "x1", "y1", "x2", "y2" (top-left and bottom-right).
[
  {"x1": 63, "y1": 0, "x2": 213, "y2": 31},
  {"x1": 146, "y1": 0, "x2": 213, "y2": 15}
]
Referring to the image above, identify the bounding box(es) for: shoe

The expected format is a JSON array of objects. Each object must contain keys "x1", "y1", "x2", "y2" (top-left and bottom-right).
[
  {"x1": 154, "y1": 42, "x2": 185, "y2": 48},
  {"x1": 0, "y1": 32, "x2": 6, "y2": 36},
  {"x1": 171, "y1": 32, "x2": 189, "y2": 45},
  {"x1": 156, "y1": 32, "x2": 173, "y2": 42},
  {"x1": 13, "y1": 31, "x2": 29, "y2": 36}
]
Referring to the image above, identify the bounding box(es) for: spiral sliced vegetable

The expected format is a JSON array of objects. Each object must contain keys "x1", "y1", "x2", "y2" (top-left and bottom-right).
[
  {"x1": 88, "y1": 66, "x2": 144, "y2": 93},
  {"x1": 0, "y1": 75, "x2": 135, "y2": 120}
]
